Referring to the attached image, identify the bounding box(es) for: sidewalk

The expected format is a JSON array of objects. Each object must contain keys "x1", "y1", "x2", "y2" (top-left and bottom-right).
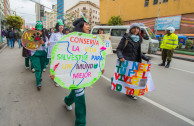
[
  {"x1": 0, "y1": 37, "x2": 7, "y2": 50},
  {"x1": 156, "y1": 51, "x2": 194, "y2": 62}
]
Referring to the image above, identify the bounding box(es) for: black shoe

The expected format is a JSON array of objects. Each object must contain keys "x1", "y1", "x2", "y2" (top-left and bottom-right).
[
  {"x1": 158, "y1": 61, "x2": 165, "y2": 66},
  {"x1": 165, "y1": 61, "x2": 171, "y2": 68},
  {"x1": 37, "y1": 86, "x2": 41, "y2": 91}
]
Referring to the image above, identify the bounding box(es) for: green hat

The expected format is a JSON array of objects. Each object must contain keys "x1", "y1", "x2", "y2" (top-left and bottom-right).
[
  {"x1": 57, "y1": 19, "x2": 64, "y2": 26},
  {"x1": 35, "y1": 21, "x2": 43, "y2": 30},
  {"x1": 80, "y1": 12, "x2": 88, "y2": 23}
]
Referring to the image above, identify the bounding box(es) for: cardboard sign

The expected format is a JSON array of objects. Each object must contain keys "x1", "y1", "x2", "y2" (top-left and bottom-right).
[
  {"x1": 50, "y1": 32, "x2": 106, "y2": 90},
  {"x1": 111, "y1": 60, "x2": 154, "y2": 96},
  {"x1": 97, "y1": 34, "x2": 113, "y2": 55},
  {"x1": 21, "y1": 30, "x2": 42, "y2": 51}
]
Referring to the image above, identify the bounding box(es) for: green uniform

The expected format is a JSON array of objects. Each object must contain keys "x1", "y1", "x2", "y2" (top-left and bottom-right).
[
  {"x1": 25, "y1": 56, "x2": 33, "y2": 69},
  {"x1": 64, "y1": 88, "x2": 86, "y2": 126},
  {"x1": 31, "y1": 51, "x2": 47, "y2": 87},
  {"x1": 160, "y1": 33, "x2": 178, "y2": 61}
]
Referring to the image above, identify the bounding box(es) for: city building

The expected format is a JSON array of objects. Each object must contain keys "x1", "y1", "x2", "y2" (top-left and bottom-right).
[
  {"x1": 57, "y1": 0, "x2": 64, "y2": 20},
  {"x1": 4, "y1": 0, "x2": 10, "y2": 19},
  {"x1": 45, "y1": 4, "x2": 57, "y2": 29},
  {"x1": 35, "y1": 3, "x2": 44, "y2": 22},
  {"x1": 65, "y1": 1, "x2": 100, "y2": 28},
  {"x1": 100, "y1": 0, "x2": 194, "y2": 34},
  {"x1": 0, "y1": 0, "x2": 5, "y2": 27}
]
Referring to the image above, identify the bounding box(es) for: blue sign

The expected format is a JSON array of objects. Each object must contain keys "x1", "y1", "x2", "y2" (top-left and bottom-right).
[{"x1": 155, "y1": 16, "x2": 181, "y2": 30}]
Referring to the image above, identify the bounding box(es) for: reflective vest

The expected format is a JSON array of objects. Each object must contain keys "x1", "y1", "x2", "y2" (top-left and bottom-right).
[{"x1": 160, "y1": 33, "x2": 178, "y2": 50}]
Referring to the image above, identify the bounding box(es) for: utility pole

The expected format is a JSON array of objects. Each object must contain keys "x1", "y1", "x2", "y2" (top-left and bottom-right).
[{"x1": 155, "y1": 0, "x2": 162, "y2": 35}]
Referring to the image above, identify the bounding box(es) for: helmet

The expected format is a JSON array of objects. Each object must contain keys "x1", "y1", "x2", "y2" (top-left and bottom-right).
[{"x1": 166, "y1": 27, "x2": 175, "y2": 33}]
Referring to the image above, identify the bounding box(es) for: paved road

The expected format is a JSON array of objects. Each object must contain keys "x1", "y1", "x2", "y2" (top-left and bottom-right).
[{"x1": 0, "y1": 45, "x2": 193, "y2": 126}]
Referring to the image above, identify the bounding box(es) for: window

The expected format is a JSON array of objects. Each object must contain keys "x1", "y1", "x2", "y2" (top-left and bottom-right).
[
  {"x1": 93, "y1": 10, "x2": 95, "y2": 12},
  {"x1": 93, "y1": 16, "x2": 94, "y2": 18},
  {"x1": 111, "y1": 29, "x2": 127, "y2": 37},
  {"x1": 92, "y1": 29, "x2": 110, "y2": 34},
  {"x1": 144, "y1": 0, "x2": 149, "y2": 7},
  {"x1": 153, "y1": 0, "x2": 158, "y2": 5},
  {"x1": 83, "y1": 7, "x2": 86, "y2": 10},
  {"x1": 96, "y1": 11, "x2": 97, "y2": 14},
  {"x1": 163, "y1": 0, "x2": 168, "y2": 2}
]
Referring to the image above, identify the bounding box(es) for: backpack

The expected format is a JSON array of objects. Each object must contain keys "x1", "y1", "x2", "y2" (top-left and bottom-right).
[{"x1": 8, "y1": 31, "x2": 14, "y2": 38}]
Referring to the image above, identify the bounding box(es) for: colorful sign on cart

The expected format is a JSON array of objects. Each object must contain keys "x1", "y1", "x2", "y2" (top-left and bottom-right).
[
  {"x1": 50, "y1": 32, "x2": 106, "y2": 90},
  {"x1": 111, "y1": 60, "x2": 154, "y2": 96}
]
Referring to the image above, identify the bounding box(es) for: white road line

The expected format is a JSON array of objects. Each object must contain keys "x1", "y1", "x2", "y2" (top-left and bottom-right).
[
  {"x1": 151, "y1": 62, "x2": 194, "y2": 74},
  {"x1": 101, "y1": 75, "x2": 194, "y2": 126}
]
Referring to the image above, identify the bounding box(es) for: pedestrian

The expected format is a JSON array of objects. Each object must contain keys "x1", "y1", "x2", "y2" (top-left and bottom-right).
[
  {"x1": 48, "y1": 19, "x2": 65, "y2": 87},
  {"x1": 97, "y1": 28, "x2": 104, "y2": 34},
  {"x1": 42, "y1": 28, "x2": 50, "y2": 72},
  {"x1": 8, "y1": 29, "x2": 16, "y2": 48},
  {"x1": 158, "y1": 27, "x2": 178, "y2": 68},
  {"x1": 31, "y1": 21, "x2": 48, "y2": 90},
  {"x1": 50, "y1": 17, "x2": 105, "y2": 126},
  {"x1": 5, "y1": 29, "x2": 10, "y2": 47},
  {"x1": 49, "y1": 28, "x2": 54, "y2": 36},
  {"x1": 63, "y1": 27, "x2": 70, "y2": 35},
  {"x1": 1, "y1": 29, "x2": 4, "y2": 43},
  {"x1": 116, "y1": 23, "x2": 150, "y2": 100},
  {"x1": 16, "y1": 29, "x2": 23, "y2": 48}
]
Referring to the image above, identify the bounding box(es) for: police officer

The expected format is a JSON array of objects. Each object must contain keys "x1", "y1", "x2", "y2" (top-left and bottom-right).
[{"x1": 159, "y1": 27, "x2": 178, "y2": 68}]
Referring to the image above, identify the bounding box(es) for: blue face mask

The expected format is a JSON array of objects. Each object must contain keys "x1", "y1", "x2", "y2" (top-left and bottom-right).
[{"x1": 131, "y1": 35, "x2": 140, "y2": 42}]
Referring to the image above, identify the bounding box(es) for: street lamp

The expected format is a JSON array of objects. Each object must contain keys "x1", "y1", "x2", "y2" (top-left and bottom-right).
[
  {"x1": 113, "y1": 0, "x2": 120, "y2": 25},
  {"x1": 155, "y1": 0, "x2": 162, "y2": 35},
  {"x1": 13, "y1": 7, "x2": 24, "y2": 15}
]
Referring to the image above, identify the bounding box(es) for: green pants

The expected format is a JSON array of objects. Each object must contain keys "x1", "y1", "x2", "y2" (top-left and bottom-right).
[
  {"x1": 162, "y1": 49, "x2": 173, "y2": 61},
  {"x1": 31, "y1": 51, "x2": 47, "y2": 87},
  {"x1": 44, "y1": 58, "x2": 50, "y2": 69},
  {"x1": 64, "y1": 88, "x2": 86, "y2": 126},
  {"x1": 25, "y1": 57, "x2": 33, "y2": 69}
]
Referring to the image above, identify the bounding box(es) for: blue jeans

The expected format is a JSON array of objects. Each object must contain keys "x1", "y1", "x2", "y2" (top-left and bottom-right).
[
  {"x1": 1, "y1": 36, "x2": 3, "y2": 43},
  {"x1": 10, "y1": 38, "x2": 14, "y2": 48},
  {"x1": 18, "y1": 39, "x2": 21, "y2": 48},
  {"x1": 7, "y1": 38, "x2": 10, "y2": 46}
]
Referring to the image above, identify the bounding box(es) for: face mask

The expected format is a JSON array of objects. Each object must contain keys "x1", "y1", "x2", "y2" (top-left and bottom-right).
[{"x1": 131, "y1": 35, "x2": 140, "y2": 42}]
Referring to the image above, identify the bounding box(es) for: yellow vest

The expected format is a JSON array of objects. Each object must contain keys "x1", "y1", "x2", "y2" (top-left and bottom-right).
[{"x1": 160, "y1": 33, "x2": 178, "y2": 50}]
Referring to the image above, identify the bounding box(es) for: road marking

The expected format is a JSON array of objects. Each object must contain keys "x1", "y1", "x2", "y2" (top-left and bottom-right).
[
  {"x1": 151, "y1": 62, "x2": 194, "y2": 74},
  {"x1": 101, "y1": 75, "x2": 194, "y2": 126}
]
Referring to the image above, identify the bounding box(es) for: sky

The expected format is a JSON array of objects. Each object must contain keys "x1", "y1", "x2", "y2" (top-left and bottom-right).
[{"x1": 10, "y1": 0, "x2": 99, "y2": 25}]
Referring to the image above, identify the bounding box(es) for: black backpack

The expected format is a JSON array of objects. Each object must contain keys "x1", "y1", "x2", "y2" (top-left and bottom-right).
[{"x1": 8, "y1": 31, "x2": 14, "y2": 38}]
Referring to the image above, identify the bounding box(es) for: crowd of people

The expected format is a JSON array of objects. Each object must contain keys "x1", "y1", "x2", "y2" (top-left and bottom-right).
[{"x1": 1, "y1": 16, "x2": 178, "y2": 126}]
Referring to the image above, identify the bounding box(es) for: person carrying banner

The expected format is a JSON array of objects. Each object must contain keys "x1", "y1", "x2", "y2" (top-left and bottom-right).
[
  {"x1": 50, "y1": 17, "x2": 104, "y2": 126},
  {"x1": 158, "y1": 27, "x2": 178, "y2": 68},
  {"x1": 31, "y1": 21, "x2": 48, "y2": 90},
  {"x1": 48, "y1": 19, "x2": 64, "y2": 87},
  {"x1": 116, "y1": 23, "x2": 150, "y2": 100}
]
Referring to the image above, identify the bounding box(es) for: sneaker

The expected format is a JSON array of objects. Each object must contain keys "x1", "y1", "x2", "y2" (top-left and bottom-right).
[
  {"x1": 127, "y1": 95, "x2": 137, "y2": 100},
  {"x1": 46, "y1": 65, "x2": 49, "y2": 68},
  {"x1": 37, "y1": 86, "x2": 41, "y2": 91},
  {"x1": 25, "y1": 67, "x2": 29, "y2": 70},
  {"x1": 43, "y1": 69, "x2": 46, "y2": 72},
  {"x1": 65, "y1": 104, "x2": 72, "y2": 111},
  {"x1": 31, "y1": 68, "x2": 35, "y2": 73},
  {"x1": 55, "y1": 83, "x2": 60, "y2": 87}
]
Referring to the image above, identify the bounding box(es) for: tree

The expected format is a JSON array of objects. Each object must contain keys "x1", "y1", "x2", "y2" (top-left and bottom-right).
[
  {"x1": 6, "y1": 15, "x2": 24, "y2": 29},
  {"x1": 107, "y1": 16, "x2": 124, "y2": 25}
]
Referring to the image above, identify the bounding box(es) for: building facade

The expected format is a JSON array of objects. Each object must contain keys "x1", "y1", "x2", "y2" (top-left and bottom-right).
[
  {"x1": 100, "y1": 0, "x2": 194, "y2": 34},
  {"x1": 65, "y1": 1, "x2": 100, "y2": 28},
  {"x1": 45, "y1": 4, "x2": 57, "y2": 29},
  {"x1": 4, "y1": 0, "x2": 10, "y2": 19},
  {"x1": 35, "y1": 3, "x2": 45, "y2": 22},
  {"x1": 0, "y1": 0, "x2": 5, "y2": 24},
  {"x1": 57, "y1": 0, "x2": 64, "y2": 20}
]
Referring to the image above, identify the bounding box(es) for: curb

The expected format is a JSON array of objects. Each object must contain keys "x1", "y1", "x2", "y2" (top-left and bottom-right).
[
  {"x1": 154, "y1": 53, "x2": 194, "y2": 62},
  {"x1": 0, "y1": 43, "x2": 7, "y2": 53}
]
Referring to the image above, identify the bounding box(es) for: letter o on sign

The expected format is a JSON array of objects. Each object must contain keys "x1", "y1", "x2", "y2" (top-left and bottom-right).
[{"x1": 116, "y1": 84, "x2": 122, "y2": 91}]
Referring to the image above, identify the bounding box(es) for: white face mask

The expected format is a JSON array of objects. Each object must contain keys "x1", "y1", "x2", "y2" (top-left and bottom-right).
[{"x1": 131, "y1": 35, "x2": 140, "y2": 42}]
